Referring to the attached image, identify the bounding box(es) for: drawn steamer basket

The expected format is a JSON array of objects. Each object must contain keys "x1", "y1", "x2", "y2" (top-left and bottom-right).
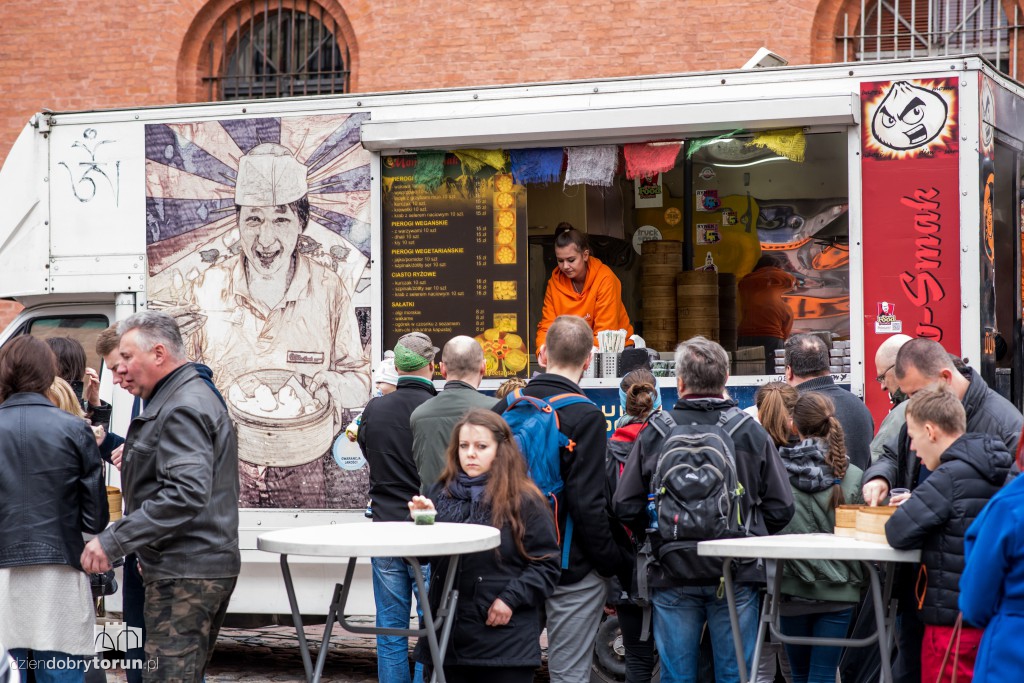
[{"x1": 228, "y1": 369, "x2": 335, "y2": 467}]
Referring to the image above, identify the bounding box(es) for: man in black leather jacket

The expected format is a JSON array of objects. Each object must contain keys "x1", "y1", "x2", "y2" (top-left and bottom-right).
[{"x1": 81, "y1": 311, "x2": 239, "y2": 683}]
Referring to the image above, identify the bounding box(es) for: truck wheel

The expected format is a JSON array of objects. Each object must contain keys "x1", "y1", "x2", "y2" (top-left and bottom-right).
[{"x1": 590, "y1": 613, "x2": 661, "y2": 683}]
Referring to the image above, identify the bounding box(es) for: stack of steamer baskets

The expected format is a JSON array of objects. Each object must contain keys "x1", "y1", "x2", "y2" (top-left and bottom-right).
[
  {"x1": 676, "y1": 271, "x2": 719, "y2": 344},
  {"x1": 641, "y1": 240, "x2": 682, "y2": 353},
  {"x1": 718, "y1": 273, "x2": 738, "y2": 354}
]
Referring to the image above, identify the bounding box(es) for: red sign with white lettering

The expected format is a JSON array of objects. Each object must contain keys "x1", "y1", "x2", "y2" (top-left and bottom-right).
[{"x1": 861, "y1": 77, "x2": 961, "y2": 422}]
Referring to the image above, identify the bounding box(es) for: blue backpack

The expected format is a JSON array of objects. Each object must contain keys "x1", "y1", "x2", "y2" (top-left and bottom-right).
[{"x1": 503, "y1": 388, "x2": 595, "y2": 568}]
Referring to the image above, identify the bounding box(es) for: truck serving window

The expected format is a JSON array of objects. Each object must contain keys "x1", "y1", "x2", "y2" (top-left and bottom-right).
[{"x1": 380, "y1": 131, "x2": 849, "y2": 379}]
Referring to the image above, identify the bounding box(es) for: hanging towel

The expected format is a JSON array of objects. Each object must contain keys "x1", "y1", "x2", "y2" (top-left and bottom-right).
[
  {"x1": 564, "y1": 145, "x2": 618, "y2": 187},
  {"x1": 412, "y1": 151, "x2": 446, "y2": 192},
  {"x1": 623, "y1": 142, "x2": 682, "y2": 179},
  {"x1": 509, "y1": 148, "x2": 564, "y2": 184},
  {"x1": 686, "y1": 129, "x2": 746, "y2": 159},
  {"x1": 453, "y1": 149, "x2": 506, "y2": 175},
  {"x1": 747, "y1": 128, "x2": 806, "y2": 162}
]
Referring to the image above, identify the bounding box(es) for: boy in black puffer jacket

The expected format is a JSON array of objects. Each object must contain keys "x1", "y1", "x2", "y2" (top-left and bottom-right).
[{"x1": 885, "y1": 386, "x2": 1012, "y2": 683}]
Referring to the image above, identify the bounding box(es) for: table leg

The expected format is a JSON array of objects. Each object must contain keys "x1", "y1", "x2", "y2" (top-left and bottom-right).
[
  {"x1": 863, "y1": 561, "x2": 894, "y2": 683},
  {"x1": 408, "y1": 558, "x2": 445, "y2": 683},
  {"x1": 721, "y1": 558, "x2": 750, "y2": 683},
  {"x1": 750, "y1": 559, "x2": 782, "y2": 683},
  {"x1": 280, "y1": 554, "x2": 314, "y2": 682},
  {"x1": 311, "y1": 581, "x2": 345, "y2": 683},
  {"x1": 433, "y1": 555, "x2": 462, "y2": 679}
]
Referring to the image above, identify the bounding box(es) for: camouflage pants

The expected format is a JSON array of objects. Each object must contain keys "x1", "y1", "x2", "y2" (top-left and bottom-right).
[{"x1": 142, "y1": 576, "x2": 237, "y2": 683}]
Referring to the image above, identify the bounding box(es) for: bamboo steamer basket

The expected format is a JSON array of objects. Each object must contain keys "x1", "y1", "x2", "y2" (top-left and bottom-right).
[
  {"x1": 644, "y1": 264, "x2": 683, "y2": 284},
  {"x1": 834, "y1": 504, "x2": 863, "y2": 538},
  {"x1": 642, "y1": 243, "x2": 682, "y2": 354},
  {"x1": 855, "y1": 506, "x2": 896, "y2": 543},
  {"x1": 643, "y1": 285, "x2": 677, "y2": 298},
  {"x1": 677, "y1": 271, "x2": 719, "y2": 342},
  {"x1": 718, "y1": 273, "x2": 738, "y2": 352},
  {"x1": 643, "y1": 317, "x2": 678, "y2": 332},
  {"x1": 107, "y1": 486, "x2": 122, "y2": 521},
  {"x1": 642, "y1": 240, "x2": 683, "y2": 257}
]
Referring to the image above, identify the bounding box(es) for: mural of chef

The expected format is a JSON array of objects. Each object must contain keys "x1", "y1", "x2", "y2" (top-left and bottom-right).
[
  {"x1": 184, "y1": 142, "x2": 370, "y2": 507},
  {"x1": 870, "y1": 80, "x2": 949, "y2": 151}
]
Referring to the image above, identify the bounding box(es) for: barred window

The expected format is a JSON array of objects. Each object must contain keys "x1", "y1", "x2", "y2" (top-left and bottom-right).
[
  {"x1": 837, "y1": 0, "x2": 1021, "y2": 78},
  {"x1": 204, "y1": 1, "x2": 350, "y2": 101}
]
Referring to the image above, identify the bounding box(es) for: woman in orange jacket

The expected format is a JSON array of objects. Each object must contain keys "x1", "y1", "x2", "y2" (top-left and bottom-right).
[{"x1": 535, "y1": 226, "x2": 633, "y2": 351}]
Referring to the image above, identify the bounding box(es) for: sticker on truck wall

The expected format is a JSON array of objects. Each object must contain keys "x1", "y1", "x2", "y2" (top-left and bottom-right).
[
  {"x1": 874, "y1": 301, "x2": 903, "y2": 334},
  {"x1": 863, "y1": 79, "x2": 957, "y2": 159}
]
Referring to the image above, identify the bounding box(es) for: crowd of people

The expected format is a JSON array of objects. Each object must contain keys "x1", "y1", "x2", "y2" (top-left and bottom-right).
[{"x1": 5, "y1": 308, "x2": 1024, "y2": 683}]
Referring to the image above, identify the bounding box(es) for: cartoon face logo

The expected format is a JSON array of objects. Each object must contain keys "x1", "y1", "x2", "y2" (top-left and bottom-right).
[{"x1": 871, "y1": 81, "x2": 949, "y2": 151}]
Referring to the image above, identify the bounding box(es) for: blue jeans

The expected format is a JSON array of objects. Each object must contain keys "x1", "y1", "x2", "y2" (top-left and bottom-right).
[
  {"x1": 10, "y1": 650, "x2": 84, "y2": 683},
  {"x1": 780, "y1": 608, "x2": 853, "y2": 683},
  {"x1": 652, "y1": 584, "x2": 759, "y2": 683},
  {"x1": 371, "y1": 556, "x2": 430, "y2": 683}
]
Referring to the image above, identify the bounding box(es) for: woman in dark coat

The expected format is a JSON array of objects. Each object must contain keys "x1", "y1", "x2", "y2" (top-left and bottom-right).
[
  {"x1": 409, "y1": 408, "x2": 560, "y2": 683},
  {"x1": 0, "y1": 336, "x2": 108, "y2": 682}
]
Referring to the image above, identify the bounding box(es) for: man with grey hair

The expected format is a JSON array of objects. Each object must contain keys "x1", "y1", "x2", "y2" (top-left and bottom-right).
[
  {"x1": 410, "y1": 335, "x2": 494, "y2": 491},
  {"x1": 784, "y1": 333, "x2": 874, "y2": 471},
  {"x1": 614, "y1": 336, "x2": 793, "y2": 683},
  {"x1": 81, "y1": 310, "x2": 240, "y2": 682}
]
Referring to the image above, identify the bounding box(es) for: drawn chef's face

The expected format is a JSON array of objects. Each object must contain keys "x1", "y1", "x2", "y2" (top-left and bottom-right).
[
  {"x1": 239, "y1": 203, "x2": 302, "y2": 276},
  {"x1": 871, "y1": 81, "x2": 949, "y2": 151}
]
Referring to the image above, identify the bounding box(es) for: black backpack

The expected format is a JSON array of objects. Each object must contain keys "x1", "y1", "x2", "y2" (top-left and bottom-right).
[{"x1": 642, "y1": 407, "x2": 752, "y2": 582}]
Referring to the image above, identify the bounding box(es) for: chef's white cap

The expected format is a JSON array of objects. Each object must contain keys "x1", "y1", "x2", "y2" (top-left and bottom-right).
[{"x1": 235, "y1": 143, "x2": 308, "y2": 206}]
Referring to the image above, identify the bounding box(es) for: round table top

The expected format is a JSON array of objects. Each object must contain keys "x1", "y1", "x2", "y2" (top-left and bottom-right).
[
  {"x1": 698, "y1": 533, "x2": 921, "y2": 563},
  {"x1": 257, "y1": 521, "x2": 501, "y2": 558}
]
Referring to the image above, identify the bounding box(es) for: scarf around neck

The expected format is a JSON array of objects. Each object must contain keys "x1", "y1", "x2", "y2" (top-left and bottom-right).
[{"x1": 435, "y1": 472, "x2": 491, "y2": 525}]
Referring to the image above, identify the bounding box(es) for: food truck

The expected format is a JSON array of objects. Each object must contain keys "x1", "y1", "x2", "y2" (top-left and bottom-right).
[{"x1": 0, "y1": 56, "x2": 1018, "y2": 660}]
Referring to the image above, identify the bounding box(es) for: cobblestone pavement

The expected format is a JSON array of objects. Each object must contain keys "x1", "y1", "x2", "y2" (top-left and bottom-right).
[{"x1": 103, "y1": 620, "x2": 552, "y2": 683}]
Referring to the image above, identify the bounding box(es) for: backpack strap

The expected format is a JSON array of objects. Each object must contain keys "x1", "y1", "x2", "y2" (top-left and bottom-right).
[
  {"x1": 545, "y1": 393, "x2": 593, "y2": 568},
  {"x1": 718, "y1": 405, "x2": 752, "y2": 438},
  {"x1": 648, "y1": 410, "x2": 676, "y2": 438},
  {"x1": 561, "y1": 516, "x2": 573, "y2": 570},
  {"x1": 547, "y1": 393, "x2": 595, "y2": 409}
]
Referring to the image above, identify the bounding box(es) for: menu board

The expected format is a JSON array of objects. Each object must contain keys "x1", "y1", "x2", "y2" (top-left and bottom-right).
[{"x1": 381, "y1": 155, "x2": 530, "y2": 378}]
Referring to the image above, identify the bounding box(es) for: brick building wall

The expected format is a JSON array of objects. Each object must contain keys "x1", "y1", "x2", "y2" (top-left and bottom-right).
[{"x1": 0, "y1": 0, "x2": 838, "y2": 162}]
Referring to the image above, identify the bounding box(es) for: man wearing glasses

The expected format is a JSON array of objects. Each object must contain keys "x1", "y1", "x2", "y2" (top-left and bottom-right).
[{"x1": 869, "y1": 334, "x2": 913, "y2": 463}]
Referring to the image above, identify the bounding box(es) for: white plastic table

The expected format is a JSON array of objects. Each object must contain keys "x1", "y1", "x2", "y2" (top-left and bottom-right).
[
  {"x1": 258, "y1": 521, "x2": 501, "y2": 683},
  {"x1": 699, "y1": 534, "x2": 921, "y2": 683}
]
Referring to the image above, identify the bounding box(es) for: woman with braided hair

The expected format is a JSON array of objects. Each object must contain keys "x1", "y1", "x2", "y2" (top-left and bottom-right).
[{"x1": 776, "y1": 392, "x2": 867, "y2": 683}]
